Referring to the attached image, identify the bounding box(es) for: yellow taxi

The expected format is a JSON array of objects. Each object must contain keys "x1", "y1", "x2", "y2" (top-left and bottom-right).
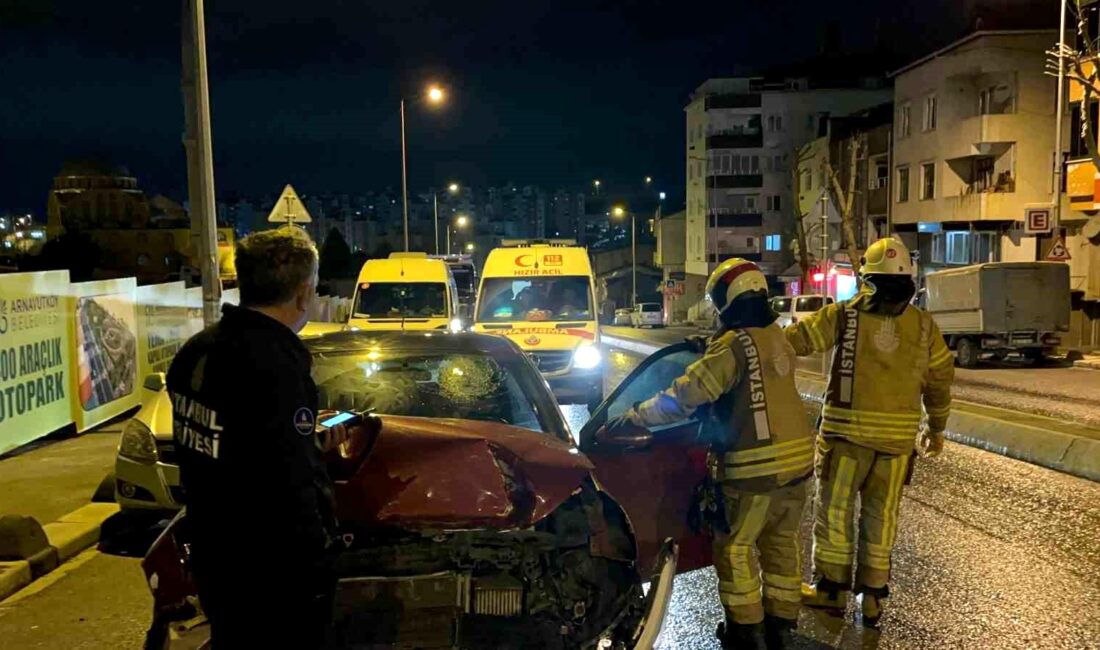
[{"x1": 473, "y1": 240, "x2": 602, "y2": 409}]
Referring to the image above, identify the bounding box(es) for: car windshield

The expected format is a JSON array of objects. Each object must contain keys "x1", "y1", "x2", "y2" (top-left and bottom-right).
[
  {"x1": 354, "y1": 282, "x2": 447, "y2": 319},
  {"x1": 450, "y1": 266, "x2": 476, "y2": 299},
  {"x1": 312, "y1": 350, "x2": 547, "y2": 434},
  {"x1": 795, "y1": 296, "x2": 825, "y2": 312},
  {"x1": 477, "y1": 276, "x2": 593, "y2": 322},
  {"x1": 772, "y1": 297, "x2": 792, "y2": 312},
  {"x1": 640, "y1": 303, "x2": 661, "y2": 313}
]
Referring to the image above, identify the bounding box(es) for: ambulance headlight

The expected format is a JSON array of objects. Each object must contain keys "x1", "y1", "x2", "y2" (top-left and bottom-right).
[
  {"x1": 119, "y1": 420, "x2": 158, "y2": 463},
  {"x1": 449, "y1": 318, "x2": 464, "y2": 333},
  {"x1": 573, "y1": 344, "x2": 602, "y2": 370}
]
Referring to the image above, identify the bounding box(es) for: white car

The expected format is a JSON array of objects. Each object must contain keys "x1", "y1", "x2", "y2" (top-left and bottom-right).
[
  {"x1": 613, "y1": 308, "x2": 633, "y2": 326},
  {"x1": 772, "y1": 294, "x2": 833, "y2": 328},
  {"x1": 631, "y1": 303, "x2": 665, "y2": 328}
]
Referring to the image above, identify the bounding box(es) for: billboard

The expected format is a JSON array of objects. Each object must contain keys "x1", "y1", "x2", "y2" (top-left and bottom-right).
[{"x1": 69, "y1": 278, "x2": 139, "y2": 431}]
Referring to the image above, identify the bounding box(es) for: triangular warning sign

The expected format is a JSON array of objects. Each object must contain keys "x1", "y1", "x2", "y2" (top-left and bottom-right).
[
  {"x1": 1046, "y1": 237, "x2": 1071, "y2": 261},
  {"x1": 267, "y1": 184, "x2": 313, "y2": 224}
]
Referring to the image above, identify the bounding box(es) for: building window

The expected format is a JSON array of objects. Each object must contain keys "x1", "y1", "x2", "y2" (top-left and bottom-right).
[
  {"x1": 931, "y1": 233, "x2": 946, "y2": 263},
  {"x1": 978, "y1": 85, "x2": 1014, "y2": 115},
  {"x1": 750, "y1": 155, "x2": 760, "y2": 173},
  {"x1": 871, "y1": 160, "x2": 888, "y2": 190},
  {"x1": 897, "y1": 166, "x2": 910, "y2": 202},
  {"x1": 973, "y1": 156, "x2": 995, "y2": 192},
  {"x1": 920, "y1": 162, "x2": 935, "y2": 200},
  {"x1": 765, "y1": 234, "x2": 782, "y2": 251},
  {"x1": 946, "y1": 232, "x2": 969, "y2": 264},
  {"x1": 745, "y1": 195, "x2": 758, "y2": 211},
  {"x1": 898, "y1": 103, "x2": 911, "y2": 138},
  {"x1": 1070, "y1": 101, "x2": 1099, "y2": 159},
  {"x1": 923, "y1": 95, "x2": 937, "y2": 131},
  {"x1": 766, "y1": 195, "x2": 781, "y2": 211},
  {"x1": 767, "y1": 115, "x2": 783, "y2": 132},
  {"x1": 746, "y1": 237, "x2": 755, "y2": 248}
]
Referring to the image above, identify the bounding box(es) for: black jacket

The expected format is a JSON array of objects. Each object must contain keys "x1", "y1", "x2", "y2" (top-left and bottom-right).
[{"x1": 167, "y1": 304, "x2": 336, "y2": 574}]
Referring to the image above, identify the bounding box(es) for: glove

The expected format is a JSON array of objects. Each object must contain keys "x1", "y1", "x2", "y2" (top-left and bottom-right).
[{"x1": 918, "y1": 428, "x2": 944, "y2": 458}]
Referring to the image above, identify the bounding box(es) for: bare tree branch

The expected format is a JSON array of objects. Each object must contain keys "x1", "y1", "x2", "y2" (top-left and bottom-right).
[{"x1": 823, "y1": 134, "x2": 865, "y2": 271}]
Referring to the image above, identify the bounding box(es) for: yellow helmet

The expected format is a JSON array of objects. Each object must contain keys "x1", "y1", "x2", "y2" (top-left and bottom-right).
[
  {"x1": 859, "y1": 237, "x2": 913, "y2": 276},
  {"x1": 705, "y1": 258, "x2": 768, "y2": 313}
]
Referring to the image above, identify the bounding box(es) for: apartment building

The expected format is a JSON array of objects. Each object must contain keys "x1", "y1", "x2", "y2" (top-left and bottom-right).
[
  {"x1": 890, "y1": 30, "x2": 1059, "y2": 277},
  {"x1": 683, "y1": 75, "x2": 889, "y2": 314}
]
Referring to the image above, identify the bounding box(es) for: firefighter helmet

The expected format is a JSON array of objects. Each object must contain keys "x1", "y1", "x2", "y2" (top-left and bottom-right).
[
  {"x1": 706, "y1": 258, "x2": 769, "y2": 313},
  {"x1": 859, "y1": 238, "x2": 913, "y2": 276}
]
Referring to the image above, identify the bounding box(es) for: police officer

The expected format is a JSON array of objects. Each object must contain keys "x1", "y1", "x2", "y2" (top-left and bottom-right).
[
  {"x1": 601, "y1": 259, "x2": 813, "y2": 649},
  {"x1": 167, "y1": 227, "x2": 346, "y2": 648},
  {"x1": 785, "y1": 237, "x2": 954, "y2": 626}
]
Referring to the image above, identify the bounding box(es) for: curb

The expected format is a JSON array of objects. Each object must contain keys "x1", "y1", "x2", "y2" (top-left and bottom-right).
[
  {"x1": 0, "y1": 503, "x2": 119, "y2": 602},
  {"x1": 1073, "y1": 359, "x2": 1100, "y2": 371},
  {"x1": 600, "y1": 335, "x2": 1100, "y2": 483}
]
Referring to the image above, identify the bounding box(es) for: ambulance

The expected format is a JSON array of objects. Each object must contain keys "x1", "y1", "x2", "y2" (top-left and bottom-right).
[
  {"x1": 473, "y1": 240, "x2": 602, "y2": 408},
  {"x1": 349, "y1": 253, "x2": 462, "y2": 331}
]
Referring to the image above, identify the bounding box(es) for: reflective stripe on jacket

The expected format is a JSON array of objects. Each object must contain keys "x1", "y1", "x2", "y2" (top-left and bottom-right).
[
  {"x1": 629, "y1": 323, "x2": 813, "y2": 491},
  {"x1": 784, "y1": 293, "x2": 955, "y2": 455}
]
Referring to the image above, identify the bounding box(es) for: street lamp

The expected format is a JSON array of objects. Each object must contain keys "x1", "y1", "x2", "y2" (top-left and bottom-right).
[
  {"x1": 645, "y1": 176, "x2": 652, "y2": 185},
  {"x1": 465, "y1": 242, "x2": 475, "y2": 252},
  {"x1": 400, "y1": 83, "x2": 447, "y2": 251},
  {"x1": 448, "y1": 214, "x2": 470, "y2": 254},
  {"x1": 434, "y1": 182, "x2": 460, "y2": 254},
  {"x1": 612, "y1": 205, "x2": 636, "y2": 307},
  {"x1": 594, "y1": 179, "x2": 601, "y2": 196}
]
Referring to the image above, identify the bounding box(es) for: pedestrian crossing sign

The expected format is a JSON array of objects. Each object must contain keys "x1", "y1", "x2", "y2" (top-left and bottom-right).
[
  {"x1": 267, "y1": 184, "x2": 313, "y2": 224},
  {"x1": 1045, "y1": 237, "x2": 1071, "y2": 261}
]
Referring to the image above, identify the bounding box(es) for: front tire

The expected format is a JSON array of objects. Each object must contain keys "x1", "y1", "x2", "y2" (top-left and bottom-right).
[{"x1": 955, "y1": 337, "x2": 979, "y2": 368}]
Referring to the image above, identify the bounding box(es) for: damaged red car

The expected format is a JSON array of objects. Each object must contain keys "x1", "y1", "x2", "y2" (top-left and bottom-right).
[{"x1": 142, "y1": 331, "x2": 714, "y2": 649}]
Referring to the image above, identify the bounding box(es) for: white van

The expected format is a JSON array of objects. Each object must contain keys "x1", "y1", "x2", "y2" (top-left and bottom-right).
[
  {"x1": 474, "y1": 241, "x2": 602, "y2": 408},
  {"x1": 772, "y1": 294, "x2": 833, "y2": 328},
  {"x1": 349, "y1": 253, "x2": 461, "y2": 331}
]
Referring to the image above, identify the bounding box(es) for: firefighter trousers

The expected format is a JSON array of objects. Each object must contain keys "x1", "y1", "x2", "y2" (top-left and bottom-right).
[
  {"x1": 713, "y1": 480, "x2": 808, "y2": 624},
  {"x1": 812, "y1": 436, "x2": 911, "y2": 591}
]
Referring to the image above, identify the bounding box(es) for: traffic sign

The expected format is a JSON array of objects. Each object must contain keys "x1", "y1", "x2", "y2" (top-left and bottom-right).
[
  {"x1": 1045, "y1": 237, "x2": 1071, "y2": 261},
  {"x1": 1025, "y1": 207, "x2": 1052, "y2": 234},
  {"x1": 267, "y1": 184, "x2": 313, "y2": 224}
]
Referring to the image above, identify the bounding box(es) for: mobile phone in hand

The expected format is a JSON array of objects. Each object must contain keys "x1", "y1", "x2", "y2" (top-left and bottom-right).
[{"x1": 318, "y1": 411, "x2": 362, "y2": 432}]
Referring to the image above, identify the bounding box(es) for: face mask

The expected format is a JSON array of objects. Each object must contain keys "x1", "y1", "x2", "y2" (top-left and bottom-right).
[{"x1": 864, "y1": 275, "x2": 916, "y2": 315}]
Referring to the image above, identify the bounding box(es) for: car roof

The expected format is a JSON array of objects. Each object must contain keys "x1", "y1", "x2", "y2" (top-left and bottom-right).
[{"x1": 304, "y1": 329, "x2": 524, "y2": 357}]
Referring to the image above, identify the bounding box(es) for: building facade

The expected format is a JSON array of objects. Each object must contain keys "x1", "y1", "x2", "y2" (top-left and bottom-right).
[{"x1": 684, "y1": 76, "x2": 890, "y2": 317}]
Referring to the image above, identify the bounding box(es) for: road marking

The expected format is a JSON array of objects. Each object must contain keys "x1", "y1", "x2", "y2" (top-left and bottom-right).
[{"x1": 0, "y1": 548, "x2": 99, "y2": 607}]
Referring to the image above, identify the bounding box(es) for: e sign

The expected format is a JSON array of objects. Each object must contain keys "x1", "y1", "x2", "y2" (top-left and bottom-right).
[{"x1": 1025, "y1": 208, "x2": 1052, "y2": 235}]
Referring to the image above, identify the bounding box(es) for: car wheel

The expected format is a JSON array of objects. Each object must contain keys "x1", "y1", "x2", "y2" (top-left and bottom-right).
[{"x1": 955, "y1": 338, "x2": 978, "y2": 368}]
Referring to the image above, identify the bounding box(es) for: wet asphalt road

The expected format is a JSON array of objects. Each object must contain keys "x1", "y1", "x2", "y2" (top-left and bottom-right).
[{"x1": 1, "y1": 347, "x2": 1098, "y2": 649}]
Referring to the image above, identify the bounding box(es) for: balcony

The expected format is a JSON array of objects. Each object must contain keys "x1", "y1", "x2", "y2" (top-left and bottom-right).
[
  {"x1": 706, "y1": 93, "x2": 762, "y2": 110},
  {"x1": 707, "y1": 212, "x2": 763, "y2": 227},
  {"x1": 944, "y1": 190, "x2": 1019, "y2": 222},
  {"x1": 707, "y1": 174, "x2": 763, "y2": 189},
  {"x1": 707, "y1": 132, "x2": 763, "y2": 149}
]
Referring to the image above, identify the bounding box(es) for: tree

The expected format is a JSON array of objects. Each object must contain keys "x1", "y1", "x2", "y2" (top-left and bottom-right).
[
  {"x1": 822, "y1": 133, "x2": 866, "y2": 269},
  {"x1": 1050, "y1": 2, "x2": 1100, "y2": 172},
  {"x1": 21, "y1": 230, "x2": 101, "y2": 282},
  {"x1": 789, "y1": 144, "x2": 817, "y2": 289},
  {"x1": 318, "y1": 227, "x2": 352, "y2": 281}
]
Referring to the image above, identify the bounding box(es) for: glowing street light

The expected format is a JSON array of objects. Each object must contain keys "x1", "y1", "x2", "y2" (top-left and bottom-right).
[
  {"x1": 645, "y1": 176, "x2": 652, "y2": 184},
  {"x1": 594, "y1": 179, "x2": 602, "y2": 196},
  {"x1": 659, "y1": 191, "x2": 667, "y2": 201},
  {"x1": 465, "y1": 242, "x2": 475, "y2": 252},
  {"x1": 427, "y1": 85, "x2": 445, "y2": 103},
  {"x1": 400, "y1": 83, "x2": 449, "y2": 251},
  {"x1": 434, "y1": 182, "x2": 462, "y2": 254},
  {"x1": 611, "y1": 205, "x2": 636, "y2": 306},
  {"x1": 448, "y1": 182, "x2": 459, "y2": 193},
  {"x1": 448, "y1": 215, "x2": 470, "y2": 253}
]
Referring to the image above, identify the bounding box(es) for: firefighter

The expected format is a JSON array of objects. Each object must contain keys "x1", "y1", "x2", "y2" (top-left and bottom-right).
[
  {"x1": 786, "y1": 237, "x2": 954, "y2": 627},
  {"x1": 600, "y1": 258, "x2": 813, "y2": 649}
]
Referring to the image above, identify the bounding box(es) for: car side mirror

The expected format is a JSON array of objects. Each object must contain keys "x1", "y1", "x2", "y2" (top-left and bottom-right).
[{"x1": 143, "y1": 372, "x2": 166, "y2": 392}]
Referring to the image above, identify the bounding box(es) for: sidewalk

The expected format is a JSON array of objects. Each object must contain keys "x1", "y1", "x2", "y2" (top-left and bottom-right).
[
  {"x1": 1075, "y1": 352, "x2": 1100, "y2": 370},
  {"x1": 601, "y1": 326, "x2": 1100, "y2": 482}
]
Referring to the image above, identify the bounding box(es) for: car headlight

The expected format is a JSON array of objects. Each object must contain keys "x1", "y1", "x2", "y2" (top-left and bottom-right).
[
  {"x1": 573, "y1": 344, "x2": 602, "y2": 369},
  {"x1": 119, "y1": 419, "x2": 158, "y2": 463},
  {"x1": 449, "y1": 317, "x2": 464, "y2": 333}
]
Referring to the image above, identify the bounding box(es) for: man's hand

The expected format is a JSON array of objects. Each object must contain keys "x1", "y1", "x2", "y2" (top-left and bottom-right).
[
  {"x1": 316, "y1": 410, "x2": 353, "y2": 454},
  {"x1": 918, "y1": 428, "x2": 944, "y2": 458}
]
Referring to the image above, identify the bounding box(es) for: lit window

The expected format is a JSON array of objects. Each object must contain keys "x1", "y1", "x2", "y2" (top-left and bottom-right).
[{"x1": 765, "y1": 234, "x2": 782, "y2": 251}]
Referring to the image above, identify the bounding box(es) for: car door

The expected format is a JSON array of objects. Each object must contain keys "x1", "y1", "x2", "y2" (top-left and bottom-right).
[{"x1": 578, "y1": 343, "x2": 712, "y2": 574}]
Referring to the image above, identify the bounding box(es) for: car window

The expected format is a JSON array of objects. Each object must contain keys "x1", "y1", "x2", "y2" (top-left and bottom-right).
[
  {"x1": 795, "y1": 296, "x2": 824, "y2": 312},
  {"x1": 477, "y1": 276, "x2": 593, "y2": 322},
  {"x1": 604, "y1": 349, "x2": 702, "y2": 423},
  {"x1": 771, "y1": 297, "x2": 792, "y2": 313},
  {"x1": 641, "y1": 303, "x2": 661, "y2": 313},
  {"x1": 354, "y1": 282, "x2": 447, "y2": 318},
  {"x1": 312, "y1": 351, "x2": 547, "y2": 434}
]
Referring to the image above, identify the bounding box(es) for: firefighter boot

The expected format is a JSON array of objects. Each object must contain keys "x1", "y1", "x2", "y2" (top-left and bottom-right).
[
  {"x1": 858, "y1": 585, "x2": 889, "y2": 628},
  {"x1": 716, "y1": 619, "x2": 765, "y2": 650},
  {"x1": 801, "y1": 578, "x2": 849, "y2": 613},
  {"x1": 762, "y1": 615, "x2": 796, "y2": 650}
]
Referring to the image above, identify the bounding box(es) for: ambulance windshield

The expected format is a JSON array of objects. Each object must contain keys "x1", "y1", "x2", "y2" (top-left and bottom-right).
[{"x1": 477, "y1": 276, "x2": 592, "y2": 322}]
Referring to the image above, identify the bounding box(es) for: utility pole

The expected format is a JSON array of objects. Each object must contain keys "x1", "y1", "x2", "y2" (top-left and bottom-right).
[
  {"x1": 820, "y1": 193, "x2": 829, "y2": 297},
  {"x1": 400, "y1": 99, "x2": 409, "y2": 251},
  {"x1": 631, "y1": 211, "x2": 637, "y2": 307},
  {"x1": 181, "y1": 0, "x2": 221, "y2": 326},
  {"x1": 1052, "y1": 0, "x2": 1069, "y2": 233},
  {"x1": 433, "y1": 192, "x2": 439, "y2": 255}
]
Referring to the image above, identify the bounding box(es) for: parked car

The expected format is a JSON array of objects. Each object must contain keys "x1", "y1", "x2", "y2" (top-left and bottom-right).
[
  {"x1": 631, "y1": 302, "x2": 665, "y2": 328},
  {"x1": 772, "y1": 294, "x2": 833, "y2": 328},
  {"x1": 613, "y1": 307, "x2": 633, "y2": 326},
  {"x1": 139, "y1": 331, "x2": 714, "y2": 649}
]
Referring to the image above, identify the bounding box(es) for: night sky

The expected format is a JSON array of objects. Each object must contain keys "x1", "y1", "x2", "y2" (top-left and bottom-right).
[{"x1": 0, "y1": 0, "x2": 1023, "y2": 213}]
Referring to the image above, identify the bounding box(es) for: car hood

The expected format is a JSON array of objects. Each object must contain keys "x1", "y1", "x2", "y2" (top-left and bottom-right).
[{"x1": 333, "y1": 416, "x2": 594, "y2": 530}]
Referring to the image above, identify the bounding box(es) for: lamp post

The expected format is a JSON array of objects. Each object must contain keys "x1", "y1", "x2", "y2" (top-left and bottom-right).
[
  {"x1": 400, "y1": 84, "x2": 446, "y2": 252},
  {"x1": 613, "y1": 205, "x2": 636, "y2": 306},
  {"x1": 434, "y1": 182, "x2": 460, "y2": 255},
  {"x1": 593, "y1": 179, "x2": 602, "y2": 196},
  {"x1": 448, "y1": 214, "x2": 469, "y2": 254}
]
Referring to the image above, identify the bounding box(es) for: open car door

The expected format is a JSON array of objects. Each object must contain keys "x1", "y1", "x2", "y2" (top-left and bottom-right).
[{"x1": 579, "y1": 342, "x2": 712, "y2": 574}]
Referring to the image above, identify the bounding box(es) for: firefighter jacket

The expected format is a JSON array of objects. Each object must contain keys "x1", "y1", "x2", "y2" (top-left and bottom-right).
[
  {"x1": 784, "y1": 291, "x2": 955, "y2": 456},
  {"x1": 626, "y1": 323, "x2": 814, "y2": 492}
]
